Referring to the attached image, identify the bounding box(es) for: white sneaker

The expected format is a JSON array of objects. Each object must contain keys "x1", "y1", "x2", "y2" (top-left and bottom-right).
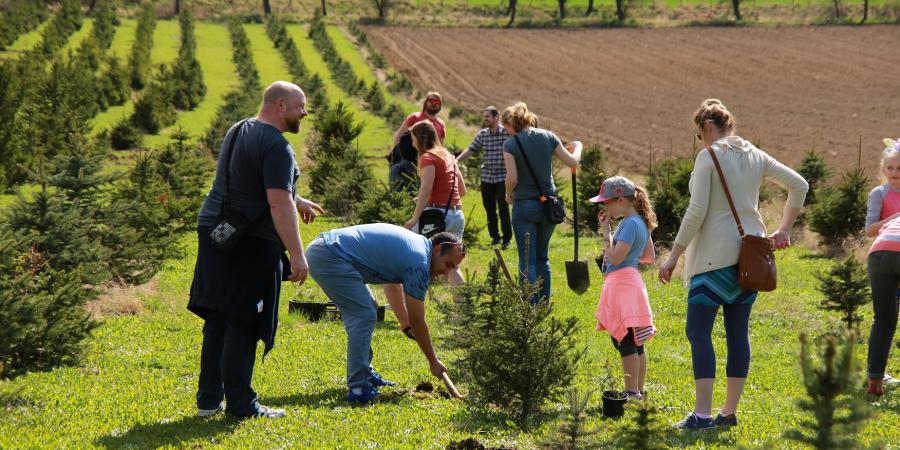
[
  {"x1": 251, "y1": 404, "x2": 286, "y2": 419},
  {"x1": 884, "y1": 374, "x2": 900, "y2": 385},
  {"x1": 198, "y1": 402, "x2": 224, "y2": 417}
]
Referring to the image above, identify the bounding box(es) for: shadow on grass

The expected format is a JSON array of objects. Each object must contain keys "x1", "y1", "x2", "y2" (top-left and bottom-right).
[
  {"x1": 799, "y1": 252, "x2": 834, "y2": 261},
  {"x1": 450, "y1": 404, "x2": 566, "y2": 433},
  {"x1": 265, "y1": 387, "x2": 348, "y2": 408},
  {"x1": 663, "y1": 427, "x2": 737, "y2": 448},
  {"x1": 95, "y1": 415, "x2": 237, "y2": 449}
]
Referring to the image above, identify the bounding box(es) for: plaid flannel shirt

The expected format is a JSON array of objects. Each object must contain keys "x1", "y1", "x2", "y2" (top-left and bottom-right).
[{"x1": 466, "y1": 126, "x2": 509, "y2": 183}]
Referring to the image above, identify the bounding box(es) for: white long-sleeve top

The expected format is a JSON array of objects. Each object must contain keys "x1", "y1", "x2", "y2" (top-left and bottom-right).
[{"x1": 674, "y1": 136, "x2": 808, "y2": 287}]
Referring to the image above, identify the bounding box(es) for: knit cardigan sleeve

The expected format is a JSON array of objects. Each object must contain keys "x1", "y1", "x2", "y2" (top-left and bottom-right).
[
  {"x1": 674, "y1": 151, "x2": 714, "y2": 248},
  {"x1": 762, "y1": 151, "x2": 808, "y2": 209}
]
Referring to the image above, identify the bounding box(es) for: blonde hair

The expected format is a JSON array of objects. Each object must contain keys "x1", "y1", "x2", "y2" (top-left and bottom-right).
[
  {"x1": 501, "y1": 102, "x2": 537, "y2": 133},
  {"x1": 410, "y1": 120, "x2": 452, "y2": 162},
  {"x1": 882, "y1": 142, "x2": 900, "y2": 183},
  {"x1": 693, "y1": 99, "x2": 736, "y2": 134},
  {"x1": 632, "y1": 186, "x2": 657, "y2": 231}
]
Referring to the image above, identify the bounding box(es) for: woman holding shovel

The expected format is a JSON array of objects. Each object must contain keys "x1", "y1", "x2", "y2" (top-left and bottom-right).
[{"x1": 501, "y1": 102, "x2": 582, "y2": 305}]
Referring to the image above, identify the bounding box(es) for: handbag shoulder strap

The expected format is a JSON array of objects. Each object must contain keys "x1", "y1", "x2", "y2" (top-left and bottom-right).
[
  {"x1": 219, "y1": 119, "x2": 248, "y2": 214},
  {"x1": 513, "y1": 135, "x2": 548, "y2": 200},
  {"x1": 442, "y1": 158, "x2": 457, "y2": 214},
  {"x1": 706, "y1": 146, "x2": 745, "y2": 237}
]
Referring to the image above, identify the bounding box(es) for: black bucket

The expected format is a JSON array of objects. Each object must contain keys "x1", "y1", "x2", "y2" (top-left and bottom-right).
[{"x1": 602, "y1": 390, "x2": 627, "y2": 418}]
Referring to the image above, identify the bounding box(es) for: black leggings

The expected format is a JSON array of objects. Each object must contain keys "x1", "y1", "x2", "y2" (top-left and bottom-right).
[
  {"x1": 867, "y1": 251, "x2": 900, "y2": 380},
  {"x1": 611, "y1": 328, "x2": 645, "y2": 357},
  {"x1": 686, "y1": 302, "x2": 753, "y2": 379}
]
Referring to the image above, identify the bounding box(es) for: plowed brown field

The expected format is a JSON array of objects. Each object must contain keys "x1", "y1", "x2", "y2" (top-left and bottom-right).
[{"x1": 366, "y1": 26, "x2": 900, "y2": 174}]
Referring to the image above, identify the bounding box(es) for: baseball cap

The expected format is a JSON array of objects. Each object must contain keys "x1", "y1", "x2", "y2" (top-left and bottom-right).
[{"x1": 588, "y1": 176, "x2": 636, "y2": 203}]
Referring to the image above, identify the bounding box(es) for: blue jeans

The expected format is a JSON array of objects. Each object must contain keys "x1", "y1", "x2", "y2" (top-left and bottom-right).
[
  {"x1": 196, "y1": 313, "x2": 260, "y2": 417},
  {"x1": 306, "y1": 239, "x2": 377, "y2": 390},
  {"x1": 512, "y1": 199, "x2": 557, "y2": 305}
]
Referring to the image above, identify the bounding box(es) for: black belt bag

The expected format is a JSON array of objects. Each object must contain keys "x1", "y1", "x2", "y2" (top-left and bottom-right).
[
  {"x1": 418, "y1": 161, "x2": 458, "y2": 238},
  {"x1": 209, "y1": 119, "x2": 260, "y2": 251}
]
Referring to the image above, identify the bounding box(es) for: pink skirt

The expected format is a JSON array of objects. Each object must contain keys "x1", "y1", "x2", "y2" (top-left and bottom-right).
[{"x1": 595, "y1": 267, "x2": 656, "y2": 345}]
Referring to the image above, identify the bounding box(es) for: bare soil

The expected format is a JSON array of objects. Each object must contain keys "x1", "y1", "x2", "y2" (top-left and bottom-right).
[{"x1": 366, "y1": 25, "x2": 900, "y2": 175}]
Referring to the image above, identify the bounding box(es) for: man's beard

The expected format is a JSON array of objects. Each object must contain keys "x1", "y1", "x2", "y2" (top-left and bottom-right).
[
  {"x1": 425, "y1": 105, "x2": 441, "y2": 115},
  {"x1": 482, "y1": 119, "x2": 491, "y2": 128},
  {"x1": 287, "y1": 116, "x2": 301, "y2": 133}
]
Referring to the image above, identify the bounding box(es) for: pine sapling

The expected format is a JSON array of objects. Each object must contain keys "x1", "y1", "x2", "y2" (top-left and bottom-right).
[
  {"x1": 540, "y1": 388, "x2": 601, "y2": 450},
  {"x1": 784, "y1": 333, "x2": 873, "y2": 450},
  {"x1": 815, "y1": 257, "x2": 870, "y2": 330},
  {"x1": 617, "y1": 399, "x2": 667, "y2": 450}
]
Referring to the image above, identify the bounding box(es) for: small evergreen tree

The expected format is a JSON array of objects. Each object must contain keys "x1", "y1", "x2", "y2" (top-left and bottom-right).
[
  {"x1": 0, "y1": 228, "x2": 96, "y2": 378},
  {"x1": 816, "y1": 256, "x2": 870, "y2": 330},
  {"x1": 616, "y1": 399, "x2": 667, "y2": 450},
  {"x1": 797, "y1": 145, "x2": 832, "y2": 208},
  {"x1": 131, "y1": 68, "x2": 176, "y2": 134},
  {"x1": 365, "y1": 81, "x2": 385, "y2": 113},
  {"x1": 808, "y1": 168, "x2": 868, "y2": 248},
  {"x1": 101, "y1": 56, "x2": 130, "y2": 108},
  {"x1": 170, "y1": 6, "x2": 206, "y2": 110},
  {"x1": 129, "y1": 3, "x2": 156, "y2": 90},
  {"x1": 440, "y1": 258, "x2": 585, "y2": 426},
  {"x1": 574, "y1": 145, "x2": 607, "y2": 235},
  {"x1": 110, "y1": 117, "x2": 144, "y2": 150},
  {"x1": 784, "y1": 333, "x2": 873, "y2": 450},
  {"x1": 539, "y1": 388, "x2": 602, "y2": 449},
  {"x1": 352, "y1": 182, "x2": 415, "y2": 226},
  {"x1": 647, "y1": 155, "x2": 693, "y2": 246}
]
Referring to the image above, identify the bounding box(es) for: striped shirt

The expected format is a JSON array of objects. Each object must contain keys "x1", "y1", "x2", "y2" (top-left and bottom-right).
[{"x1": 466, "y1": 126, "x2": 509, "y2": 183}]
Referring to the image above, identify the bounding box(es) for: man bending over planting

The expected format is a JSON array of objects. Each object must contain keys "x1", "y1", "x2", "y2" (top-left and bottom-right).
[{"x1": 306, "y1": 224, "x2": 465, "y2": 404}]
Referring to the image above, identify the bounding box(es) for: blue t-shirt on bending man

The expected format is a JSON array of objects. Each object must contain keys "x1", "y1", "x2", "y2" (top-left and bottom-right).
[
  {"x1": 320, "y1": 224, "x2": 432, "y2": 300},
  {"x1": 604, "y1": 213, "x2": 649, "y2": 274}
]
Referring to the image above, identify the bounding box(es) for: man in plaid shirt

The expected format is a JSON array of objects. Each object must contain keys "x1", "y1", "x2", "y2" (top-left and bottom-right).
[{"x1": 457, "y1": 106, "x2": 511, "y2": 249}]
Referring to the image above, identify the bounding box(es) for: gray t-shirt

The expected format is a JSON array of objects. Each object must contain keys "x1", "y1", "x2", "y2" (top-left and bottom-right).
[
  {"x1": 503, "y1": 128, "x2": 561, "y2": 201},
  {"x1": 198, "y1": 119, "x2": 300, "y2": 242}
]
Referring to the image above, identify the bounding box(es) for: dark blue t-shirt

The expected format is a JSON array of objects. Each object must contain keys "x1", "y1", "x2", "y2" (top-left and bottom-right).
[
  {"x1": 320, "y1": 224, "x2": 432, "y2": 301},
  {"x1": 198, "y1": 119, "x2": 300, "y2": 242}
]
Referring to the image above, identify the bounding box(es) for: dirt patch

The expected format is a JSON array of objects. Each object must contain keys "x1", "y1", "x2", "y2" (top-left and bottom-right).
[
  {"x1": 366, "y1": 25, "x2": 900, "y2": 176},
  {"x1": 85, "y1": 279, "x2": 157, "y2": 319},
  {"x1": 446, "y1": 437, "x2": 516, "y2": 450}
]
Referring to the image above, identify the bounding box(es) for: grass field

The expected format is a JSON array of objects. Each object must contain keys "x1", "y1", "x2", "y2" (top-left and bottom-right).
[{"x1": 1, "y1": 188, "x2": 898, "y2": 448}]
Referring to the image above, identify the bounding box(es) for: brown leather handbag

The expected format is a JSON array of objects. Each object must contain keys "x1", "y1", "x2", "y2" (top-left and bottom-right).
[{"x1": 707, "y1": 148, "x2": 777, "y2": 292}]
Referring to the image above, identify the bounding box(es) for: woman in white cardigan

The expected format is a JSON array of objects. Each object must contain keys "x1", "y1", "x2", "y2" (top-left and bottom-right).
[{"x1": 659, "y1": 99, "x2": 808, "y2": 430}]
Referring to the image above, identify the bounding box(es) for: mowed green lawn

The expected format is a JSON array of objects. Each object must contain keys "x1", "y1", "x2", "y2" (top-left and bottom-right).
[{"x1": 2, "y1": 187, "x2": 899, "y2": 448}]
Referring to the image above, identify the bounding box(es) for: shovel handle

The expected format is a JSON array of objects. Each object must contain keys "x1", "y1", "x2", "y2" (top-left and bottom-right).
[
  {"x1": 440, "y1": 371, "x2": 464, "y2": 399},
  {"x1": 571, "y1": 170, "x2": 579, "y2": 261}
]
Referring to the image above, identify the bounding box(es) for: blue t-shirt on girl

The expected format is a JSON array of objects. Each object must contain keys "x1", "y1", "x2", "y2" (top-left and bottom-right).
[{"x1": 604, "y1": 213, "x2": 649, "y2": 274}]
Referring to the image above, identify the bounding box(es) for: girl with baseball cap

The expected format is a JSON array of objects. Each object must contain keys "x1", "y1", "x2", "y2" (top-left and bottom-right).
[{"x1": 591, "y1": 176, "x2": 658, "y2": 401}]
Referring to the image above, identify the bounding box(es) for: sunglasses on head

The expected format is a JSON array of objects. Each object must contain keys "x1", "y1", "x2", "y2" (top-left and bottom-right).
[{"x1": 427, "y1": 98, "x2": 441, "y2": 105}]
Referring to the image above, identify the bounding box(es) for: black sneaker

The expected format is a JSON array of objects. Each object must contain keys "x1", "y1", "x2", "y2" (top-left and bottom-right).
[
  {"x1": 673, "y1": 413, "x2": 715, "y2": 430},
  {"x1": 501, "y1": 240, "x2": 511, "y2": 250},
  {"x1": 490, "y1": 237, "x2": 502, "y2": 246},
  {"x1": 713, "y1": 413, "x2": 738, "y2": 427}
]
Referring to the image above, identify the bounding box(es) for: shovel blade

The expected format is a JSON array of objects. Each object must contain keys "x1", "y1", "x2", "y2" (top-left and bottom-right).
[{"x1": 565, "y1": 260, "x2": 591, "y2": 295}]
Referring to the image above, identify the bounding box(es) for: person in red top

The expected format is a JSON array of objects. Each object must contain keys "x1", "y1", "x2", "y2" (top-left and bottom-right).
[
  {"x1": 394, "y1": 92, "x2": 446, "y2": 147},
  {"x1": 404, "y1": 120, "x2": 466, "y2": 236}
]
